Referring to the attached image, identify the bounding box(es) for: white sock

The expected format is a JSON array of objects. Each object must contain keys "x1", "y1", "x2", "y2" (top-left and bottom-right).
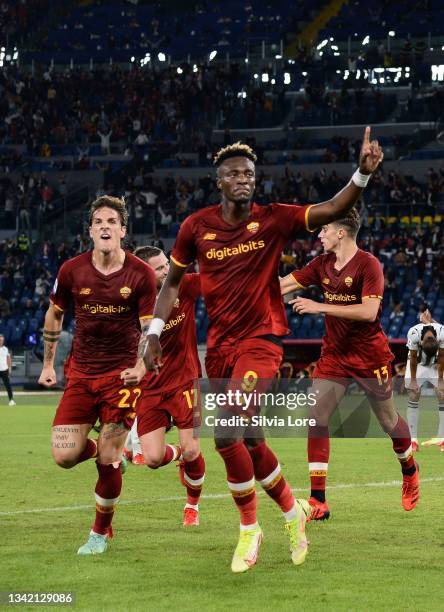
[
  {"x1": 131, "y1": 419, "x2": 142, "y2": 455},
  {"x1": 438, "y1": 404, "x2": 444, "y2": 438},
  {"x1": 407, "y1": 400, "x2": 419, "y2": 440},
  {"x1": 283, "y1": 504, "x2": 297, "y2": 522},
  {"x1": 185, "y1": 503, "x2": 199, "y2": 511},
  {"x1": 240, "y1": 522, "x2": 259, "y2": 531}
]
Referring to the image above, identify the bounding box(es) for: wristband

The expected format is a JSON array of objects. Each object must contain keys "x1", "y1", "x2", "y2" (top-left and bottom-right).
[
  {"x1": 148, "y1": 317, "x2": 165, "y2": 337},
  {"x1": 351, "y1": 169, "x2": 372, "y2": 188}
]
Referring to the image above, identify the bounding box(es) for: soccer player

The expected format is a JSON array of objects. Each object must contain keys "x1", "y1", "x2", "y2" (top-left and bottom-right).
[
  {"x1": 0, "y1": 334, "x2": 16, "y2": 405},
  {"x1": 405, "y1": 314, "x2": 444, "y2": 451},
  {"x1": 144, "y1": 129, "x2": 384, "y2": 573},
  {"x1": 121, "y1": 247, "x2": 205, "y2": 527},
  {"x1": 38, "y1": 196, "x2": 156, "y2": 555},
  {"x1": 280, "y1": 208, "x2": 420, "y2": 520}
]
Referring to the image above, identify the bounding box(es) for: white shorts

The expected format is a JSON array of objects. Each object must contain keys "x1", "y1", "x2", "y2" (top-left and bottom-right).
[{"x1": 404, "y1": 362, "x2": 438, "y2": 389}]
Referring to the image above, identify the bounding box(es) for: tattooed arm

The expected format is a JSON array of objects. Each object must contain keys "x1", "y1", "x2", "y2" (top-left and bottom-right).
[
  {"x1": 120, "y1": 319, "x2": 151, "y2": 386},
  {"x1": 38, "y1": 303, "x2": 64, "y2": 387}
]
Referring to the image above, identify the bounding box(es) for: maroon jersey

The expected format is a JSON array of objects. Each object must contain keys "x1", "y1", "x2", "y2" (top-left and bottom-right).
[
  {"x1": 171, "y1": 203, "x2": 312, "y2": 348},
  {"x1": 50, "y1": 251, "x2": 156, "y2": 376},
  {"x1": 144, "y1": 273, "x2": 201, "y2": 392},
  {"x1": 291, "y1": 249, "x2": 393, "y2": 368}
]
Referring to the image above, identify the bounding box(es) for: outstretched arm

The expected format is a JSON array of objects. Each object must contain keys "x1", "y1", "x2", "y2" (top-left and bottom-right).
[
  {"x1": 307, "y1": 126, "x2": 384, "y2": 230},
  {"x1": 290, "y1": 296, "x2": 381, "y2": 323},
  {"x1": 280, "y1": 274, "x2": 303, "y2": 296}
]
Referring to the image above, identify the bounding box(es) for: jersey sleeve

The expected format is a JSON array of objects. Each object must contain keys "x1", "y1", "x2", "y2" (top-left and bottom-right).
[
  {"x1": 171, "y1": 216, "x2": 197, "y2": 268},
  {"x1": 291, "y1": 257, "x2": 321, "y2": 289},
  {"x1": 181, "y1": 273, "x2": 201, "y2": 301},
  {"x1": 50, "y1": 262, "x2": 72, "y2": 312},
  {"x1": 361, "y1": 257, "x2": 384, "y2": 300},
  {"x1": 272, "y1": 203, "x2": 314, "y2": 239},
  {"x1": 137, "y1": 267, "x2": 157, "y2": 321},
  {"x1": 407, "y1": 327, "x2": 420, "y2": 351}
]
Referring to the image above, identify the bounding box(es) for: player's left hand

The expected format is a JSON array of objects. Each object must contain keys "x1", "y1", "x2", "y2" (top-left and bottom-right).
[
  {"x1": 120, "y1": 362, "x2": 146, "y2": 386},
  {"x1": 358, "y1": 126, "x2": 384, "y2": 174},
  {"x1": 290, "y1": 296, "x2": 323, "y2": 315}
]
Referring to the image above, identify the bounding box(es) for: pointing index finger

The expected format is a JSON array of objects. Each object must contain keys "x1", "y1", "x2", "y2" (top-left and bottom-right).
[{"x1": 363, "y1": 125, "x2": 371, "y2": 143}]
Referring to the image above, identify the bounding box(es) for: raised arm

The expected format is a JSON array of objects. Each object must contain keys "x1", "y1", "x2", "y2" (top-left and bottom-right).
[
  {"x1": 144, "y1": 261, "x2": 188, "y2": 372},
  {"x1": 307, "y1": 126, "x2": 383, "y2": 230},
  {"x1": 38, "y1": 303, "x2": 64, "y2": 387}
]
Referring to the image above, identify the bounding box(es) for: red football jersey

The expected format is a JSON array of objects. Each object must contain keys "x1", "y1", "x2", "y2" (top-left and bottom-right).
[
  {"x1": 144, "y1": 273, "x2": 201, "y2": 391},
  {"x1": 50, "y1": 251, "x2": 156, "y2": 376},
  {"x1": 291, "y1": 249, "x2": 394, "y2": 368},
  {"x1": 171, "y1": 203, "x2": 312, "y2": 348}
]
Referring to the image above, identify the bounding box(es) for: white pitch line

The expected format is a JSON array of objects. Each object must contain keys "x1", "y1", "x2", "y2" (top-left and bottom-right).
[{"x1": 1, "y1": 476, "x2": 443, "y2": 517}]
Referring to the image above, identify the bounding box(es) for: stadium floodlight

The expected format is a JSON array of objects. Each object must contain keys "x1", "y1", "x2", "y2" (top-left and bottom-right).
[
  {"x1": 261, "y1": 72, "x2": 269, "y2": 82},
  {"x1": 362, "y1": 35, "x2": 370, "y2": 45},
  {"x1": 209, "y1": 50, "x2": 217, "y2": 61},
  {"x1": 284, "y1": 72, "x2": 291, "y2": 84},
  {"x1": 431, "y1": 65, "x2": 444, "y2": 81},
  {"x1": 177, "y1": 67, "x2": 183, "y2": 74},
  {"x1": 158, "y1": 52, "x2": 166, "y2": 61},
  {"x1": 388, "y1": 31, "x2": 395, "y2": 37}
]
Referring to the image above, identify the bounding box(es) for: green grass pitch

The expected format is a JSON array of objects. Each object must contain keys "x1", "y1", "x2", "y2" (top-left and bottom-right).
[{"x1": 1, "y1": 395, "x2": 443, "y2": 612}]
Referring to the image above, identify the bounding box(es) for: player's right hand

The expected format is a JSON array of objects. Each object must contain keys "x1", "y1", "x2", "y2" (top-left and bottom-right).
[
  {"x1": 38, "y1": 366, "x2": 57, "y2": 387},
  {"x1": 144, "y1": 335, "x2": 163, "y2": 375}
]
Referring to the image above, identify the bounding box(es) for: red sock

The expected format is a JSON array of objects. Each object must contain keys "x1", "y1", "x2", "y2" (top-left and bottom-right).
[
  {"x1": 308, "y1": 425, "x2": 330, "y2": 503},
  {"x1": 150, "y1": 444, "x2": 180, "y2": 469},
  {"x1": 76, "y1": 439, "x2": 97, "y2": 465},
  {"x1": 248, "y1": 442, "x2": 295, "y2": 514},
  {"x1": 390, "y1": 415, "x2": 415, "y2": 474},
  {"x1": 183, "y1": 453, "x2": 205, "y2": 505},
  {"x1": 93, "y1": 462, "x2": 122, "y2": 535},
  {"x1": 217, "y1": 441, "x2": 256, "y2": 526}
]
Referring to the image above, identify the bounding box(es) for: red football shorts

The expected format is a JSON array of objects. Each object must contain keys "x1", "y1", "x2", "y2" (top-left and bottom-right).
[
  {"x1": 205, "y1": 337, "x2": 283, "y2": 417},
  {"x1": 313, "y1": 353, "x2": 393, "y2": 401},
  {"x1": 137, "y1": 381, "x2": 200, "y2": 437},
  {"x1": 53, "y1": 374, "x2": 141, "y2": 429}
]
